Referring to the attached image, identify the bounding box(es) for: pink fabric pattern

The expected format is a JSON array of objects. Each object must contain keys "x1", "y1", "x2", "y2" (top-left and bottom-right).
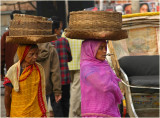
[{"x1": 80, "y1": 40, "x2": 122, "y2": 117}]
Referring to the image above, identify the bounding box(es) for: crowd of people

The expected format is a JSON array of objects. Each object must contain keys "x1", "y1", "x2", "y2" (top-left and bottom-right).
[
  {"x1": 1, "y1": 8, "x2": 125, "y2": 117},
  {"x1": 1, "y1": 11, "x2": 82, "y2": 117}
]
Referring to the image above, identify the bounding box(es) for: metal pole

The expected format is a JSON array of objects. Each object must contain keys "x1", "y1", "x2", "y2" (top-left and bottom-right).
[
  {"x1": 65, "y1": 0, "x2": 69, "y2": 27},
  {"x1": 131, "y1": 0, "x2": 140, "y2": 13},
  {"x1": 99, "y1": 0, "x2": 103, "y2": 11}
]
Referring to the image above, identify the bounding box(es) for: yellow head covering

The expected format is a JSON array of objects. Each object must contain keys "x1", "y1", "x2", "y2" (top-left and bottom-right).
[{"x1": 17, "y1": 45, "x2": 31, "y2": 63}]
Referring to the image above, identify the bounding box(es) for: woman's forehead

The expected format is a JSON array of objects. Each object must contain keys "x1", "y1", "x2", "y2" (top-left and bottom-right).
[{"x1": 29, "y1": 48, "x2": 39, "y2": 52}]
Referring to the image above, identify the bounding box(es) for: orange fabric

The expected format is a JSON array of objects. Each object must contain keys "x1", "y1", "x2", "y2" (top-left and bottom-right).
[
  {"x1": 17, "y1": 45, "x2": 31, "y2": 63},
  {"x1": 10, "y1": 64, "x2": 43, "y2": 117},
  {"x1": 5, "y1": 45, "x2": 47, "y2": 117}
]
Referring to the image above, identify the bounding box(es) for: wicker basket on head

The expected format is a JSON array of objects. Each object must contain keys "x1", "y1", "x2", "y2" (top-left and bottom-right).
[
  {"x1": 6, "y1": 14, "x2": 57, "y2": 44},
  {"x1": 64, "y1": 11, "x2": 128, "y2": 40}
]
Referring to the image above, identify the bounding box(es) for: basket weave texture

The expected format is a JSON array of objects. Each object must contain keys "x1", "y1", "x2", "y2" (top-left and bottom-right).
[
  {"x1": 7, "y1": 14, "x2": 56, "y2": 44},
  {"x1": 65, "y1": 11, "x2": 128, "y2": 40},
  {"x1": 6, "y1": 35, "x2": 56, "y2": 44}
]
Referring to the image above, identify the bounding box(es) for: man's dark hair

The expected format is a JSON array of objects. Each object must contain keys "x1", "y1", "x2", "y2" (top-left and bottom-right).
[
  {"x1": 10, "y1": 10, "x2": 22, "y2": 20},
  {"x1": 123, "y1": 3, "x2": 131, "y2": 10},
  {"x1": 30, "y1": 44, "x2": 38, "y2": 49},
  {"x1": 51, "y1": 16, "x2": 62, "y2": 34}
]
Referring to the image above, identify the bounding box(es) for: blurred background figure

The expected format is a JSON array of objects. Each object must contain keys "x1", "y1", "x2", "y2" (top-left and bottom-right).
[
  {"x1": 37, "y1": 42, "x2": 62, "y2": 117},
  {"x1": 63, "y1": 36, "x2": 82, "y2": 117},
  {"x1": 123, "y1": 4, "x2": 132, "y2": 14},
  {"x1": 84, "y1": 0, "x2": 114, "y2": 11},
  {"x1": 115, "y1": 5, "x2": 124, "y2": 14},
  {"x1": 1, "y1": 10, "x2": 22, "y2": 81},
  {"x1": 140, "y1": 3, "x2": 149, "y2": 13},
  {"x1": 51, "y1": 16, "x2": 72, "y2": 117}
]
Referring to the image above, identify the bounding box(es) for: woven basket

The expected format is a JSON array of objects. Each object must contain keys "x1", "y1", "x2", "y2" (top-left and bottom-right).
[
  {"x1": 6, "y1": 14, "x2": 57, "y2": 44},
  {"x1": 65, "y1": 11, "x2": 128, "y2": 40}
]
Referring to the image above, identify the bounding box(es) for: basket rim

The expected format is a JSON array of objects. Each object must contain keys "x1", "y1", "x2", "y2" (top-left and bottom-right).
[
  {"x1": 64, "y1": 29, "x2": 128, "y2": 40},
  {"x1": 65, "y1": 28, "x2": 125, "y2": 32},
  {"x1": 70, "y1": 11, "x2": 122, "y2": 15},
  {"x1": 14, "y1": 14, "x2": 48, "y2": 20},
  {"x1": 7, "y1": 35, "x2": 56, "y2": 37},
  {"x1": 6, "y1": 34, "x2": 57, "y2": 44}
]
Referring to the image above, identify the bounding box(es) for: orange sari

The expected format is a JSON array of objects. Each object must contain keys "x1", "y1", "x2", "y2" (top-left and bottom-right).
[{"x1": 4, "y1": 45, "x2": 47, "y2": 117}]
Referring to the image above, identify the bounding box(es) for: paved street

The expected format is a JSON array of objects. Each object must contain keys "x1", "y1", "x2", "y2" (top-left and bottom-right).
[
  {"x1": 1, "y1": 95, "x2": 5, "y2": 117},
  {"x1": 1, "y1": 81, "x2": 6, "y2": 117}
]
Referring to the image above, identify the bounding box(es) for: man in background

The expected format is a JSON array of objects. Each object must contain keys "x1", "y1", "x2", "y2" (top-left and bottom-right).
[
  {"x1": 1, "y1": 10, "x2": 22, "y2": 80},
  {"x1": 62, "y1": 33, "x2": 82, "y2": 117},
  {"x1": 51, "y1": 16, "x2": 72, "y2": 117}
]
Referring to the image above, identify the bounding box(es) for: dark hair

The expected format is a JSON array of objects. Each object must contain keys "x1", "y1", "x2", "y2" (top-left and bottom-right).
[
  {"x1": 10, "y1": 10, "x2": 22, "y2": 20},
  {"x1": 30, "y1": 44, "x2": 38, "y2": 49},
  {"x1": 123, "y1": 3, "x2": 131, "y2": 10},
  {"x1": 140, "y1": 3, "x2": 149, "y2": 12},
  {"x1": 19, "y1": 44, "x2": 38, "y2": 49},
  {"x1": 51, "y1": 16, "x2": 62, "y2": 34}
]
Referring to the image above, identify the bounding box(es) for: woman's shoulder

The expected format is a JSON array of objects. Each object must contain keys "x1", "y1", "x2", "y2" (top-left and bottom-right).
[
  {"x1": 35, "y1": 62, "x2": 43, "y2": 69},
  {"x1": 7, "y1": 62, "x2": 20, "y2": 73},
  {"x1": 5, "y1": 61, "x2": 20, "y2": 79}
]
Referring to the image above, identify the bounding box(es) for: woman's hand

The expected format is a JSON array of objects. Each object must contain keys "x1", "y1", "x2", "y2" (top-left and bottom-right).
[{"x1": 55, "y1": 94, "x2": 62, "y2": 103}]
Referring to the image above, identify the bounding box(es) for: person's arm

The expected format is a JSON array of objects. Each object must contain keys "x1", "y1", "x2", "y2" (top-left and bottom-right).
[
  {"x1": 50, "y1": 46, "x2": 62, "y2": 102},
  {"x1": 85, "y1": 69, "x2": 122, "y2": 103},
  {"x1": 65, "y1": 39, "x2": 72, "y2": 62},
  {"x1": 4, "y1": 85, "x2": 12, "y2": 117}
]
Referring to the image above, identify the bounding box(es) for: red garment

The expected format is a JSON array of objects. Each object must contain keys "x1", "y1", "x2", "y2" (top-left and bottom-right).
[{"x1": 1, "y1": 31, "x2": 18, "y2": 77}]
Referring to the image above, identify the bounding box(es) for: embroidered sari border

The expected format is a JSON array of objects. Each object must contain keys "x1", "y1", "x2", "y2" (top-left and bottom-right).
[
  {"x1": 35, "y1": 64, "x2": 47, "y2": 117},
  {"x1": 82, "y1": 113, "x2": 113, "y2": 117},
  {"x1": 19, "y1": 65, "x2": 33, "y2": 82}
]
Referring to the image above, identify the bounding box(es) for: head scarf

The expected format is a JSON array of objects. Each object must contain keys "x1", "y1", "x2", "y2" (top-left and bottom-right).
[
  {"x1": 80, "y1": 40, "x2": 122, "y2": 103},
  {"x1": 80, "y1": 40, "x2": 105, "y2": 64},
  {"x1": 17, "y1": 45, "x2": 31, "y2": 63}
]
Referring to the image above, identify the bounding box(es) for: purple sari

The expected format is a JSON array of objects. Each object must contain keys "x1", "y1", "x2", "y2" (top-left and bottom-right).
[{"x1": 80, "y1": 40, "x2": 122, "y2": 117}]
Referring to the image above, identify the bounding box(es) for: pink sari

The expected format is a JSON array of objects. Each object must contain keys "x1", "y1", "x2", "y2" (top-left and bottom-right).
[{"x1": 80, "y1": 40, "x2": 122, "y2": 117}]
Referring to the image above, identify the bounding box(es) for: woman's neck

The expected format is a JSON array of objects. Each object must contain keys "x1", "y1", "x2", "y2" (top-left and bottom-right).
[{"x1": 21, "y1": 62, "x2": 30, "y2": 69}]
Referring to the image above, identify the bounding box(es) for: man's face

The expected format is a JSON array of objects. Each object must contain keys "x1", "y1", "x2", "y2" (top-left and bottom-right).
[{"x1": 125, "y1": 5, "x2": 132, "y2": 14}]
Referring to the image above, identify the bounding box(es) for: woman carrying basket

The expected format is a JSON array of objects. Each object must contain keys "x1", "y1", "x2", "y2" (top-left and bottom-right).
[
  {"x1": 65, "y1": 11, "x2": 128, "y2": 117},
  {"x1": 3, "y1": 14, "x2": 57, "y2": 117}
]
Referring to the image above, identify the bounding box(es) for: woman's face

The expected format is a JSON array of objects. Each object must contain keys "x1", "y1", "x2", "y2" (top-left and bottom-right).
[
  {"x1": 140, "y1": 4, "x2": 148, "y2": 13},
  {"x1": 95, "y1": 42, "x2": 107, "y2": 61},
  {"x1": 24, "y1": 48, "x2": 39, "y2": 65}
]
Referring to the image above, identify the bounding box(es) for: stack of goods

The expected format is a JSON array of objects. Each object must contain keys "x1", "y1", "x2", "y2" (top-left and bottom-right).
[
  {"x1": 122, "y1": 12, "x2": 160, "y2": 30},
  {"x1": 112, "y1": 12, "x2": 160, "y2": 59},
  {"x1": 7, "y1": 14, "x2": 56, "y2": 44}
]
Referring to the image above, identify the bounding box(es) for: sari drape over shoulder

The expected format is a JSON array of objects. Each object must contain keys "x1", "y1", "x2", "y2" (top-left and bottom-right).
[
  {"x1": 4, "y1": 45, "x2": 48, "y2": 117},
  {"x1": 80, "y1": 40, "x2": 122, "y2": 117}
]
